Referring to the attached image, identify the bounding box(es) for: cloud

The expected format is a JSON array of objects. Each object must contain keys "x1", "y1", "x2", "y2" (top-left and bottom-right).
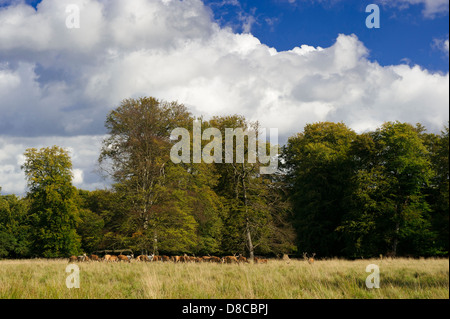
[
  {"x1": 0, "y1": 135, "x2": 107, "y2": 195},
  {"x1": 377, "y1": 0, "x2": 449, "y2": 18},
  {"x1": 0, "y1": 0, "x2": 448, "y2": 195},
  {"x1": 433, "y1": 36, "x2": 449, "y2": 56}
]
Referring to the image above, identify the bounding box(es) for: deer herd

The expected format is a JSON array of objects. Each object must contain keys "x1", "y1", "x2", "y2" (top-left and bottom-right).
[{"x1": 68, "y1": 252, "x2": 317, "y2": 264}]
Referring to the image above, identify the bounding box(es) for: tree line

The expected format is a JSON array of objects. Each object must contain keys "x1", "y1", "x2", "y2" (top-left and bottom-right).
[{"x1": 0, "y1": 97, "x2": 448, "y2": 259}]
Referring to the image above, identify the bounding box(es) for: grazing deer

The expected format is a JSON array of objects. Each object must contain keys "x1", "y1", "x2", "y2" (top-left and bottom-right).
[
  {"x1": 68, "y1": 255, "x2": 77, "y2": 263},
  {"x1": 77, "y1": 253, "x2": 89, "y2": 262},
  {"x1": 202, "y1": 256, "x2": 211, "y2": 262},
  {"x1": 118, "y1": 254, "x2": 130, "y2": 263},
  {"x1": 209, "y1": 256, "x2": 221, "y2": 263},
  {"x1": 222, "y1": 256, "x2": 239, "y2": 264},
  {"x1": 137, "y1": 254, "x2": 153, "y2": 262},
  {"x1": 254, "y1": 257, "x2": 268, "y2": 264},
  {"x1": 303, "y1": 252, "x2": 316, "y2": 264},
  {"x1": 89, "y1": 254, "x2": 100, "y2": 262},
  {"x1": 136, "y1": 255, "x2": 147, "y2": 262},
  {"x1": 238, "y1": 254, "x2": 249, "y2": 264},
  {"x1": 109, "y1": 255, "x2": 119, "y2": 262},
  {"x1": 161, "y1": 255, "x2": 170, "y2": 262}
]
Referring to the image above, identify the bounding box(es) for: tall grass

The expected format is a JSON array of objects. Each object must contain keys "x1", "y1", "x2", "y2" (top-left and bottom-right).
[{"x1": 0, "y1": 258, "x2": 448, "y2": 299}]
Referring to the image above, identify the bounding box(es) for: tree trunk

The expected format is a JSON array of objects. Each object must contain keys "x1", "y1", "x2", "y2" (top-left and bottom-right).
[
  {"x1": 153, "y1": 230, "x2": 158, "y2": 255},
  {"x1": 241, "y1": 166, "x2": 254, "y2": 259},
  {"x1": 246, "y1": 218, "x2": 254, "y2": 260},
  {"x1": 392, "y1": 222, "x2": 400, "y2": 257}
]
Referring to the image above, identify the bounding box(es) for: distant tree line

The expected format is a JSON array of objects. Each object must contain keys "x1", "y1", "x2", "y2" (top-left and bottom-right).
[{"x1": 0, "y1": 97, "x2": 448, "y2": 259}]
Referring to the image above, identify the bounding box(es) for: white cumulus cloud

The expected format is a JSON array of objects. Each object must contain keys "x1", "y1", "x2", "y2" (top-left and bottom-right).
[{"x1": 0, "y1": 0, "x2": 448, "y2": 195}]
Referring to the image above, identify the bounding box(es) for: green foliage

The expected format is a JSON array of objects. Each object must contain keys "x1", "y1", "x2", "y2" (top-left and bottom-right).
[
  {"x1": 283, "y1": 122, "x2": 357, "y2": 257},
  {"x1": 21, "y1": 146, "x2": 81, "y2": 257},
  {"x1": 343, "y1": 122, "x2": 434, "y2": 257},
  {"x1": 0, "y1": 195, "x2": 31, "y2": 258}
]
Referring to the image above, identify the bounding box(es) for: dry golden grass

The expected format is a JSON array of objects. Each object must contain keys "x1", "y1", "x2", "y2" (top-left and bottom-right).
[{"x1": 0, "y1": 257, "x2": 448, "y2": 299}]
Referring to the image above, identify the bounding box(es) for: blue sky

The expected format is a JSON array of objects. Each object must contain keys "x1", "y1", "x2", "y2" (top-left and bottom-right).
[{"x1": 203, "y1": 0, "x2": 449, "y2": 72}]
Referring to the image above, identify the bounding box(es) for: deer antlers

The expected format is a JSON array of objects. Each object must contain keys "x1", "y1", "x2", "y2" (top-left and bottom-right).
[{"x1": 303, "y1": 252, "x2": 316, "y2": 264}]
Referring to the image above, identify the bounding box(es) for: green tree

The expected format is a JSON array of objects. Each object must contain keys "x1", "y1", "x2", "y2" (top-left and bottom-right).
[
  {"x1": 21, "y1": 146, "x2": 81, "y2": 257},
  {"x1": 75, "y1": 190, "x2": 105, "y2": 254},
  {"x1": 421, "y1": 125, "x2": 449, "y2": 255},
  {"x1": 99, "y1": 97, "x2": 223, "y2": 255},
  {"x1": 208, "y1": 116, "x2": 296, "y2": 258},
  {"x1": 0, "y1": 194, "x2": 31, "y2": 258},
  {"x1": 340, "y1": 122, "x2": 434, "y2": 257},
  {"x1": 282, "y1": 122, "x2": 357, "y2": 257}
]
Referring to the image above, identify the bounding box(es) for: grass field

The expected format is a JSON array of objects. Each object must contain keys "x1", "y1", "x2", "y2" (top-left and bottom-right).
[{"x1": 0, "y1": 258, "x2": 448, "y2": 299}]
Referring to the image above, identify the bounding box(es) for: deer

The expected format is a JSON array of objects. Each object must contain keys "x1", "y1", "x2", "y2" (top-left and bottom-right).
[
  {"x1": 222, "y1": 256, "x2": 239, "y2": 264},
  {"x1": 118, "y1": 254, "x2": 131, "y2": 263},
  {"x1": 77, "y1": 253, "x2": 89, "y2": 262},
  {"x1": 209, "y1": 256, "x2": 221, "y2": 263},
  {"x1": 254, "y1": 257, "x2": 268, "y2": 264},
  {"x1": 171, "y1": 256, "x2": 181, "y2": 263},
  {"x1": 238, "y1": 254, "x2": 249, "y2": 264},
  {"x1": 303, "y1": 252, "x2": 316, "y2": 264},
  {"x1": 68, "y1": 255, "x2": 77, "y2": 263},
  {"x1": 136, "y1": 254, "x2": 153, "y2": 262},
  {"x1": 89, "y1": 254, "x2": 100, "y2": 262}
]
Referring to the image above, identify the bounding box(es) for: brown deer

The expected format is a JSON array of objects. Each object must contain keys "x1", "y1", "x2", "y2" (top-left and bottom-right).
[
  {"x1": 254, "y1": 257, "x2": 268, "y2": 264},
  {"x1": 68, "y1": 255, "x2": 77, "y2": 263},
  {"x1": 222, "y1": 256, "x2": 239, "y2": 264},
  {"x1": 171, "y1": 256, "x2": 179, "y2": 263},
  {"x1": 89, "y1": 254, "x2": 100, "y2": 262},
  {"x1": 136, "y1": 255, "x2": 150, "y2": 262},
  {"x1": 238, "y1": 254, "x2": 249, "y2": 264},
  {"x1": 118, "y1": 254, "x2": 130, "y2": 263},
  {"x1": 209, "y1": 256, "x2": 221, "y2": 263}
]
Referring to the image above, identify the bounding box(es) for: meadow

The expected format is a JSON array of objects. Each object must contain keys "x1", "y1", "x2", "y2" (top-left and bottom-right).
[{"x1": 0, "y1": 258, "x2": 448, "y2": 299}]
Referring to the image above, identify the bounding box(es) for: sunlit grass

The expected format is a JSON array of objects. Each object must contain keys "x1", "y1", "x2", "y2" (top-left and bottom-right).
[{"x1": 0, "y1": 258, "x2": 448, "y2": 299}]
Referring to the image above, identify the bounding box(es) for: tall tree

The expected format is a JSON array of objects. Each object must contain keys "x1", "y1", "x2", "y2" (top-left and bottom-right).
[
  {"x1": 283, "y1": 122, "x2": 357, "y2": 257},
  {"x1": 208, "y1": 115, "x2": 295, "y2": 258},
  {"x1": 421, "y1": 125, "x2": 449, "y2": 255},
  {"x1": 99, "y1": 97, "x2": 193, "y2": 253},
  {"x1": 21, "y1": 146, "x2": 81, "y2": 257},
  {"x1": 340, "y1": 122, "x2": 434, "y2": 257},
  {"x1": 99, "y1": 97, "x2": 223, "y2": 255}
]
